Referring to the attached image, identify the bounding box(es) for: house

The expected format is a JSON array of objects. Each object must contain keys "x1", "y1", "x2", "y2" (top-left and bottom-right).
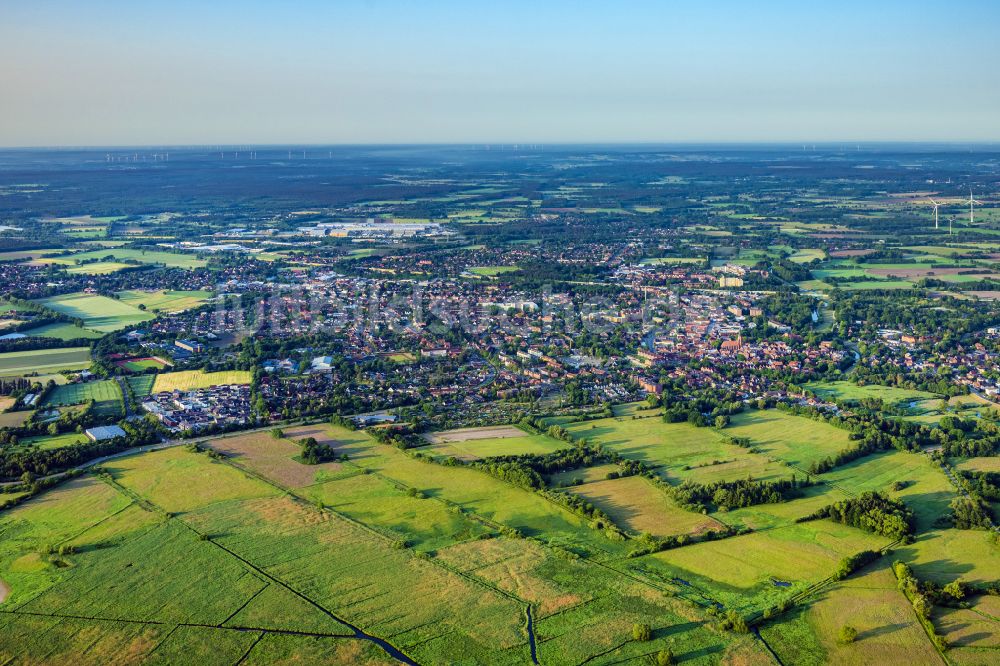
[{"x1": 85, "y1": 425, "x2": 127, "y2": 442}]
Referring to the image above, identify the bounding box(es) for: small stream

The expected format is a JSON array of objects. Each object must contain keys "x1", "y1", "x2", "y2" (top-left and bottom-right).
[{"x1": 526, "y1": 605, "x2": 539, "y2": 664}]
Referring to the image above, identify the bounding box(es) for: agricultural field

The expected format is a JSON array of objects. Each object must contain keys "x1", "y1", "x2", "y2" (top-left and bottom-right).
[
  {"x1": 150, "y1": 369, "x2": 252, "y2": 393},
  {"x1": 30, "y1": 248, "x2": 207, "y2": 269},
  {"x1": 467, "y1": 265, "x2": 519, "y2": 276},
  {"x1": 20, "y1": 321, "x2": 104, "y2": 340},
  {"x1": 116, "y1": 289, "x2": 213, "y2": 313},
  {"x1": 0, "y1": 347, "x2": 90, "y2": 376},
  {"x1": 36, "y1": 293, "x2": 153, "y2": 332}
]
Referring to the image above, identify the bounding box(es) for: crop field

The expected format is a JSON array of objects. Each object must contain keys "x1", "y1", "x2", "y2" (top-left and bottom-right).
[
  {"x1": 565, "y1": 475, "x2": 724, "y2": 537},
  {"x1": 725, "y1": 409, "x2": 854, "y2": 471},
  {"x1": 20, "y1": 321, "x2": 104, "y2": 340},
  {"x1": 64, "y1": 261, "x2": 132, "y2": 275},
  {"x1": 151, "y1": 369, "x2": 252, "y2": 392},
  {"x1": 421, "y1": 425, "x2": 565, "y2": 461},
  {"x1": 40, "y1": 379, "x2": 122, "y2": 408},
  {"x1": 805, "y1": 380, "x2": 938, "y2": 405},
  {"x1": 36, "y1": 292, "x2": 153, "y2": 332},
  {"x1": 116, "y1": 289, "x2": 212, "y2": 312},
  {"x1": 0, "y1": 346, "x2": 90, "y2": 376}
]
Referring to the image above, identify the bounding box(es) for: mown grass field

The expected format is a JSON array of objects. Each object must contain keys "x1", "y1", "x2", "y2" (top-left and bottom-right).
[
  {"x1": 0, "y1": 347, "x2": 90, "y2": 376},
  {"x1": 19, "y1": 432, "x2": 89, "y2": 451},
  {"x1": 20, "y1": 321, "x2": 104, "y2": 340},
  {"x1": 40, "y1": 379, "x2": 122, "y2": 408},
  {"x1": 37, "y1": 292, "x2": 153, "y2": 332},
  {"x1": 151, "y1": 369, "x2": 252, "y2": 392}
]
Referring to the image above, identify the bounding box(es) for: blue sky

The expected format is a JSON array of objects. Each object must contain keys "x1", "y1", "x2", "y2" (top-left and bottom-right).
[{"x1": 2, "y1": 0, "x2": 999, "y2": 145}]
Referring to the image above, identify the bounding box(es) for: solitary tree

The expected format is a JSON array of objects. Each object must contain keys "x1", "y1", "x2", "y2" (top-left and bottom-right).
[{"x1": 632, "y1": 623, "x2": 652, "y2": 641}]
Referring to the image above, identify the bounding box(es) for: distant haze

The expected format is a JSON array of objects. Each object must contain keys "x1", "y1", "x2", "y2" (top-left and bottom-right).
[{"x1": 2, "y1": 0, "x2": 999, "y2": 146}]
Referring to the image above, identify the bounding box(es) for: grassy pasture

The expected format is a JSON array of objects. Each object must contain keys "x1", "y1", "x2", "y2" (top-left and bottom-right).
[
  {"x1": 118, "y1": 357, "x2": 169, "y2": 372},
  {"x1": 117, "y1": 289, "x2": 212, "y2": 313},
  {"x1": 37, "y1": 293, "x2": 153, "y2": 332},
  {"x1": 565, "y1": 475, "x2": 723, "y2": 538},
  {"x1": 0, "y1": 346, "x2": 90, "y2": 376},
  {"x1": 20, "y1": 432, "x2": 88, "y2": 451},
  {"x1": 31, "y1": 248, "x2": 207, "y2": 269},
  {"x1": 760, "y1": 562, "x2": 941, "y2": 665},
  {"x1": 0, "y1": 410, "x2": 32, "y2": 428},
  {"x1": 635, "y1": 521, "x2": 888, "y2": 613},
  {"x1": 560, "y1": 413, "x2": 796, "y2": 484},
  {"x1": 205, "y1": 426, "x2": 363, "y2": 488},
  {"x1": 805, "y1": 380, "x2": 938, "y2": 405},
  {"x1": 20, "y1": 321, "x2": 104, "y2": 340},
  {"x1": 339, "y1": 433, "x2": 629, "y2": 558},
  {"x1": 957, "y1": 457, "x2": 1000, "y2": 473},
  {"x1": 788, "y1": 248, "x2": 825, "y2": 263},
  {"x1": 895, "y1": 528, "x2": 1000, "y2": 587},
  {"x1": 725, "y1": 410, "x2": 854, "y2": 471},
  {"x1": 307, "y1": 472, "x2": 490, "y2": 552},
  {"x1": 822, "y1": 450, "x2": 955, "y2": 531},
  {"x1": 151, "y1": 369, "x2": 252, "y2": 392}
]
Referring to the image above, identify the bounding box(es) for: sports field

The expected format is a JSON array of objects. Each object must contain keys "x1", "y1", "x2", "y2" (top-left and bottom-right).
[
  {"x1": 151, "y1": 369, "x2": 252, "y2": 392},
  {"x1": 0, "y1": 347, "x2": 90, "y2": 376},
  {"x1": 40, "y1": 379, "x2": 122, "y2": 408},
  {"x1": 36, "y1": 293, "x2": 153, "y2": 332},
  {"x1": 115, "y1": 357, "x2": 170, "y2": 372}
]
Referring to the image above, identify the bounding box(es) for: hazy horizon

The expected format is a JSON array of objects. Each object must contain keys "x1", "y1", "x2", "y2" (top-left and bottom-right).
[{"x1": 3, "y1": 0, "x2": 999, "y2": 146}]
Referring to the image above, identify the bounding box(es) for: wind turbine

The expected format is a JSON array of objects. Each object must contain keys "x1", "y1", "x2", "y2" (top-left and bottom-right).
[
  {"x1": 927, "y1": 198, "x2": 942, "y2": 229},
  {"x1": 968, "y1": 188, "x2": 984, "y2": 226}
]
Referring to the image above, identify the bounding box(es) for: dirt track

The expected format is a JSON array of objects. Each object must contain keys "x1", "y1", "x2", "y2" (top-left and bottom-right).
[{"x1": 0, "y1": 578, "x2": 10, "y2": 604}]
